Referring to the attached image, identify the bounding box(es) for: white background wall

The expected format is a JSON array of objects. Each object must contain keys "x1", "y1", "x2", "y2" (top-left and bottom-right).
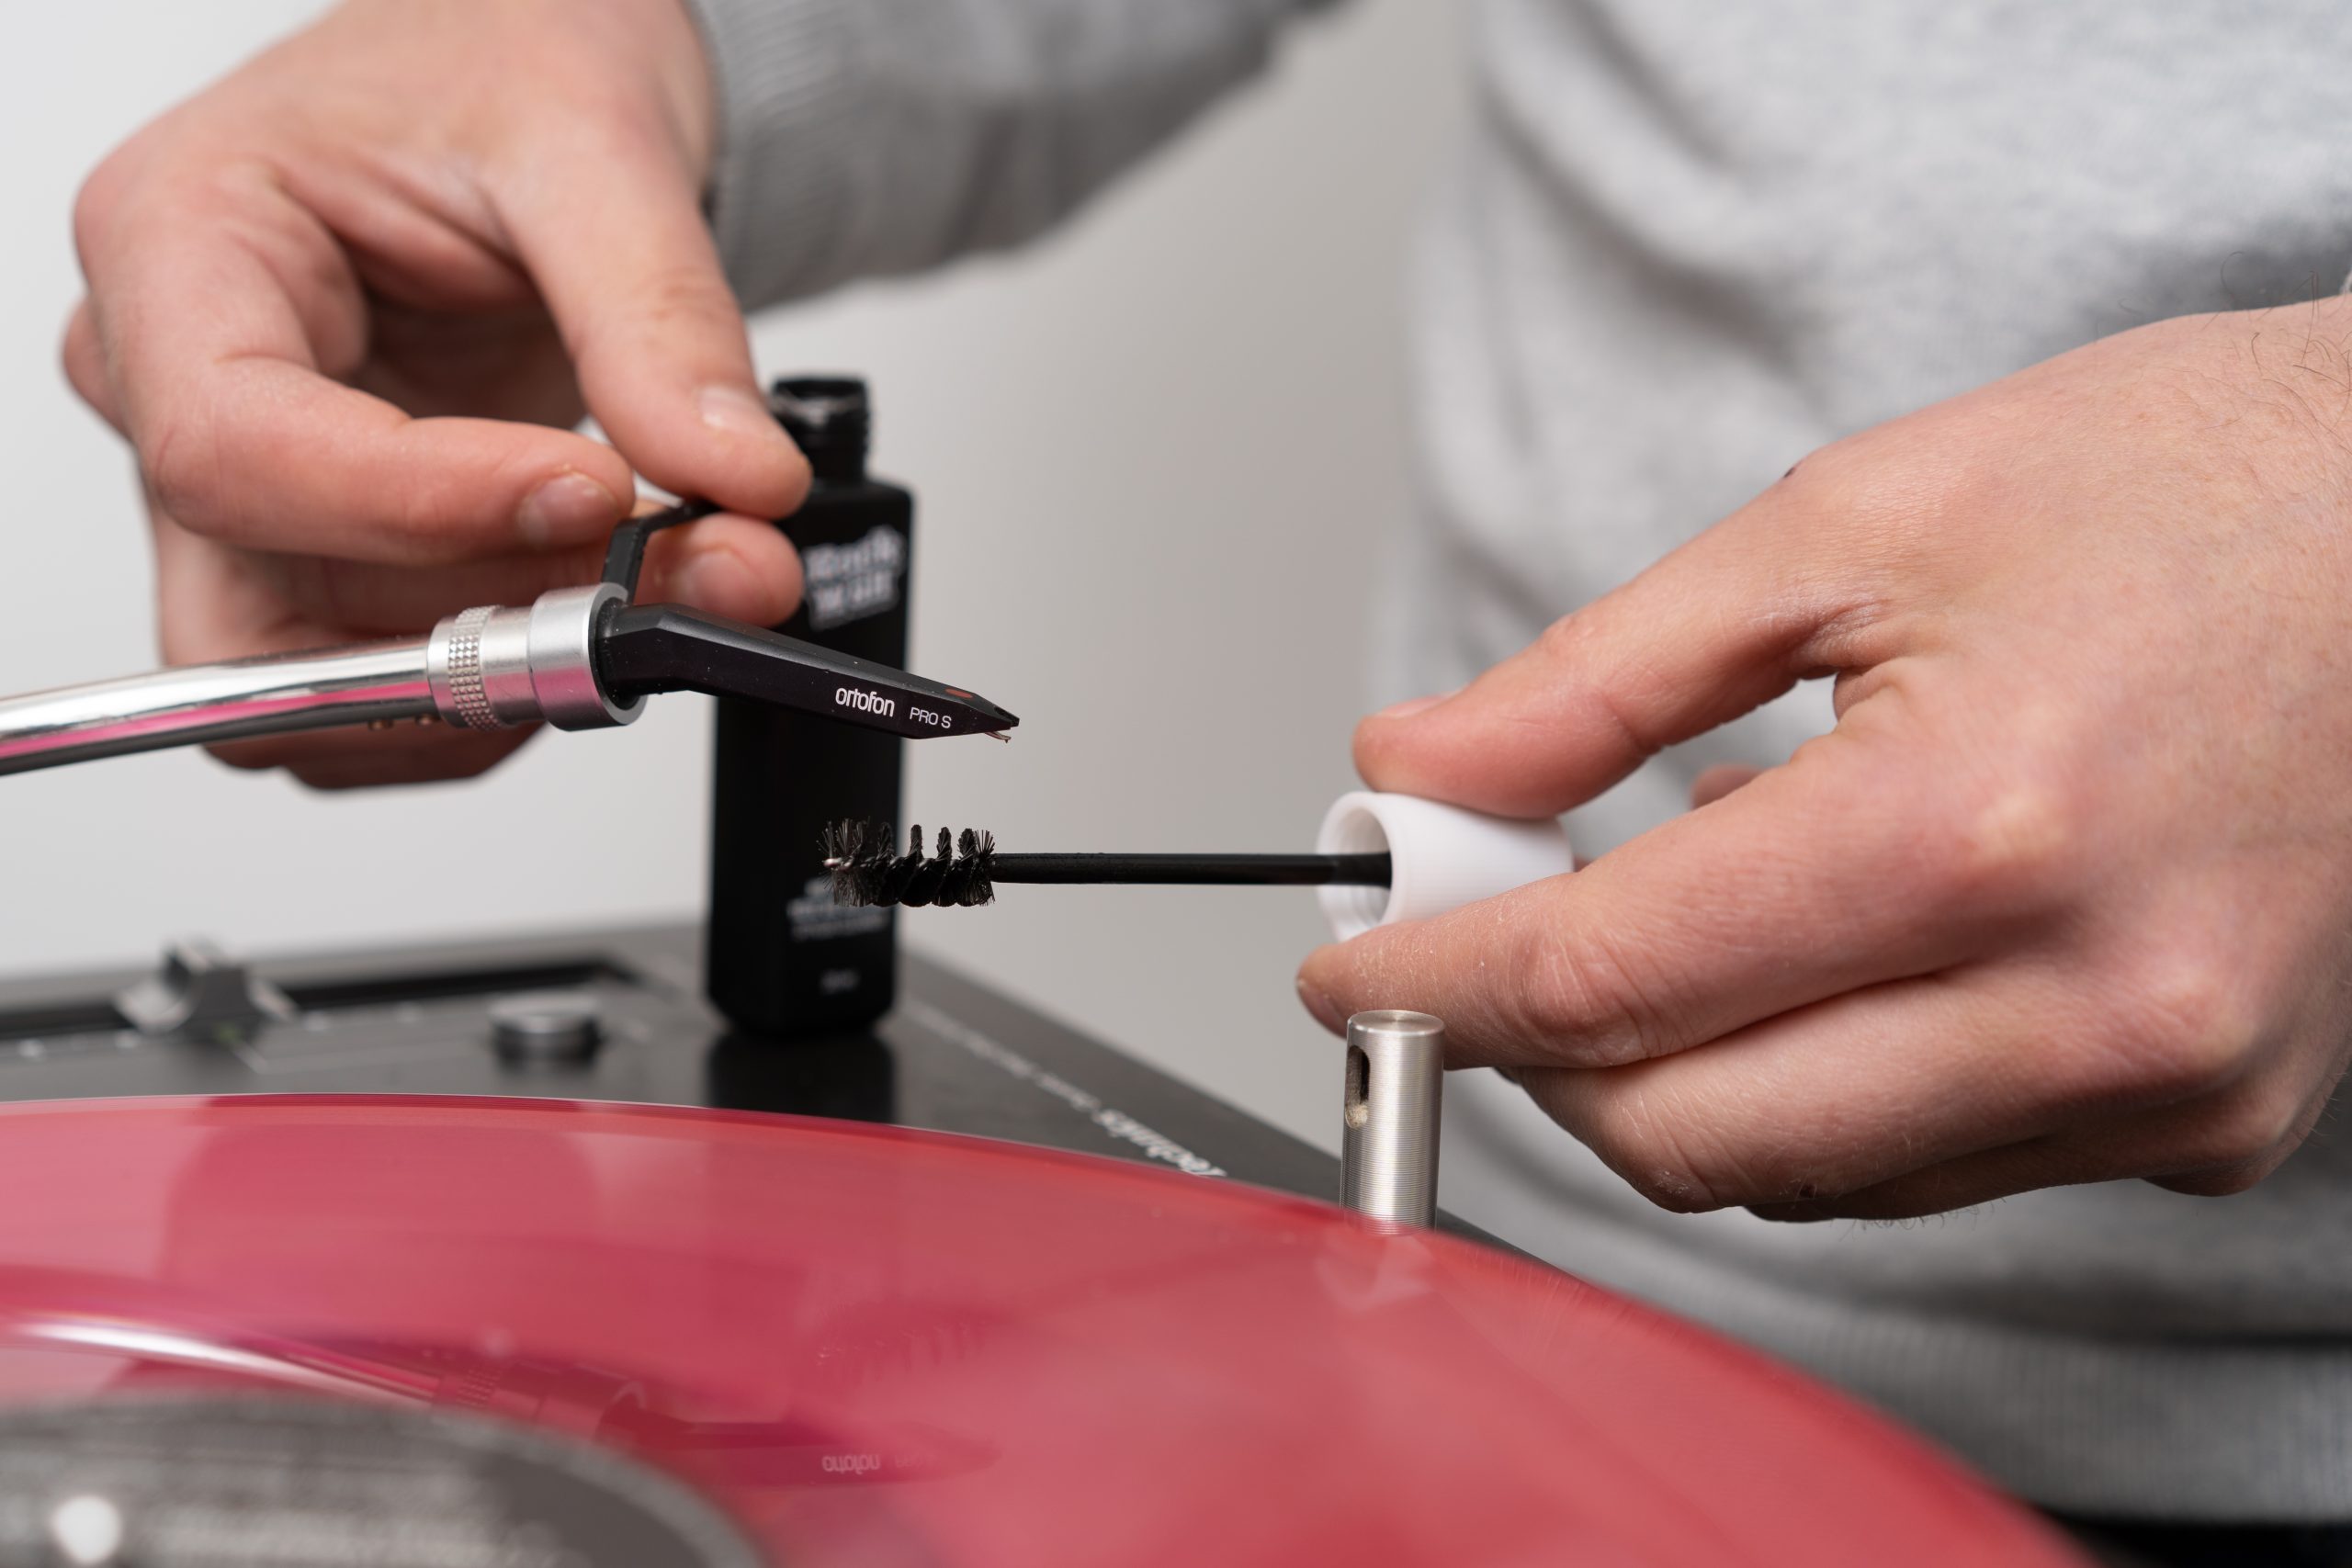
[{"x1": 0, "y1": 2, "x2": 1465, "y2": 1151}]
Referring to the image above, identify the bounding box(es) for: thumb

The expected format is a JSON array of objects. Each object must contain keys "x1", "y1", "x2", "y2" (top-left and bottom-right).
[
  {"x1": 501, "y1": 125, "x2": 809, "y2": 520},
  {"x1": 1357, "y1": 491, "x2": 1854, "y2": 818}
]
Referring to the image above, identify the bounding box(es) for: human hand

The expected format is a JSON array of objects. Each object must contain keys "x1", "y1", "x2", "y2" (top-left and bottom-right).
[
  {"x1": 1298, "y1": 301, "x2": 2352, "y2": 1219},
  {"x1": 64, "y1": 0, "x2": 808, "y2": 787}
]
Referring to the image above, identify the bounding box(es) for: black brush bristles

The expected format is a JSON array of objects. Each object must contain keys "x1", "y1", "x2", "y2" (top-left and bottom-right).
[{"x1": 825, "y1": 821, "x2": 997, "y2": 908}]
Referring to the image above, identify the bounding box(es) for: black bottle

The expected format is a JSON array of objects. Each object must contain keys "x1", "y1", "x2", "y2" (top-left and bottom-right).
[{"x1": 706, "y1": 377, "x2": 910, "y2": 1038}]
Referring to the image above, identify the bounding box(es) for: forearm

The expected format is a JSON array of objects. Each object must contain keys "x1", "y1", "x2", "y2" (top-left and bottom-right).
[{"x1": 683, "y1": 0, "x2": 1339, "y2": 309}]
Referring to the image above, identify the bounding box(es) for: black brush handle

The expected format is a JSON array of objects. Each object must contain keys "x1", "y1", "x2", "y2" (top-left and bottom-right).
[{"x1": 989, "y1": 852, "x2": 1391, "y2": 887}]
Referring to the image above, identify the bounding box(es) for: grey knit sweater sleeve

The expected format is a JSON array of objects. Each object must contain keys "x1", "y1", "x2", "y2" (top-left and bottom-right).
[{"x1": 680, "y1": 0, "x2": 1338, "y2": 309}]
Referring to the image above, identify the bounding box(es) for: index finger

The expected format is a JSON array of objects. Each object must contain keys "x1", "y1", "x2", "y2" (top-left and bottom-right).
[
  {"x1": 1352, "y1": 460, "x2": 1896, "y2": 820},
  {"x1": 80, "y1": 161, "x2": 635, "y2": 564}
]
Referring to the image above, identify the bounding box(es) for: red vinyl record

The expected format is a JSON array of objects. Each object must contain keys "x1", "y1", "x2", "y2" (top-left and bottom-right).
[{"x1": 0, "y1": 1096, "x2": 2082, "y2": 1565}]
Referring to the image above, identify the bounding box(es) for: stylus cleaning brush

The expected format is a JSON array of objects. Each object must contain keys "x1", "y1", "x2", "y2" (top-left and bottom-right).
[{"x1": 821, "y1": 820, "x2": 1394, "y2": 908}]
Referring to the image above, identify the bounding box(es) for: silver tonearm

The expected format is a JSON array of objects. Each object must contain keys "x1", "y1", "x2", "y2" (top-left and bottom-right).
[{"x1": 0, "y1": 584, "x2": 634, "y2": 778}]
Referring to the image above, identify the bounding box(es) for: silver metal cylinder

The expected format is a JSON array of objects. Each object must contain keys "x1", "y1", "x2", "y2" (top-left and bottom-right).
[
  {"x1": 426, "y1": 582, "x2": 639, "y2": 732},
  {"x1": 526, "y1": 584, "x2": 639, "y2": 728},
  {"x1": 1340, "y1": 1010, "x2": 1444, "y2": 1226},
  {"x1": 0, "y1": 637, "x2": 437, "y2": 777}
]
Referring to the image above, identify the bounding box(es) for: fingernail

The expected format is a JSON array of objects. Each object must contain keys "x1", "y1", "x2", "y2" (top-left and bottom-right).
[
  {"x1": 517, "y1": 471, "x2": 620, "y2": 547},
  {"x1": 1375, "y1": 688, "x2": 1459, "y2": 721},
  {"x1": 1295, "y1": 977, "x2": 1346, "y2": 1036},
  {"x1": 699, "y1": 385, "x2": 790, "y2": 449}
]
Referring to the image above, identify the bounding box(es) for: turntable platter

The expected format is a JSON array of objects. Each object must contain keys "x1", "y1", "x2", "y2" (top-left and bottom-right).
[{"x1": 0, "y1": 1096, "x2": 2079, "y2": 1565}]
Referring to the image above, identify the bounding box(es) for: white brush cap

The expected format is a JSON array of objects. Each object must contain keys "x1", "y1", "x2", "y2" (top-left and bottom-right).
[{"x1": 1317, "y1": 792, "x2": 1575, "y2": 942}]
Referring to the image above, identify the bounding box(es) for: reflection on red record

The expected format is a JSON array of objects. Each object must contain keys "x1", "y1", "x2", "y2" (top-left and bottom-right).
[{"x1": 0, "y1": 1096, "x2": 2082, "y2": 1565}]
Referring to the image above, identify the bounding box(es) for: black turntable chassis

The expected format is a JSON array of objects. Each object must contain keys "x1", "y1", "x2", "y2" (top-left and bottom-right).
[{"x1": 0, "y1": 923, "x2": 1493, "y2": 1245}]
